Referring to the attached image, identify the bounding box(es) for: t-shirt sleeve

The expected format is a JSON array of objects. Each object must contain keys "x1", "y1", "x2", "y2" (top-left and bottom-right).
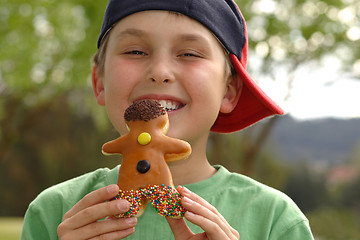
[
  {"x1": 20, "y1": 167, "x2": 117, "y2": 240},
  {"x1": 21, "y1": 200, "x2": 59, "y2": 240},
  {"x1": 267, "y1": 193, "x2": 314, "y2": 240},
  {"x1": 276, "y1": 220, "x2": 314, "y2": 240}
]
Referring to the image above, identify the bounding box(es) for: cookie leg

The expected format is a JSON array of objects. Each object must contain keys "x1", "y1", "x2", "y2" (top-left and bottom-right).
[
  {"x1": 112, "y1": 189, "x2": 144, "y2": 218},
  {"x1": 143, "y1": 185, "x2": 186, "y2": 218}
]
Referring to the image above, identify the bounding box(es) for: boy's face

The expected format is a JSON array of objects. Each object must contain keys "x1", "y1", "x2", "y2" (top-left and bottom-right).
[{"x1": 93, "y1": 11, "x2": 239, "y2": 143}]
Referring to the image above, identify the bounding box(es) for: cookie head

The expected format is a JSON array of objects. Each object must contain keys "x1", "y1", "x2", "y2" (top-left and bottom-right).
[{"x1": 124, "y1": 100, "x2": 169, "y2": 133}]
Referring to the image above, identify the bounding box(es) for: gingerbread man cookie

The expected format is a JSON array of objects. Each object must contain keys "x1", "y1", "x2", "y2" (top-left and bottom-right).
[{"x1": 102, "y1": 99, "x2": 191, "y2": 218}]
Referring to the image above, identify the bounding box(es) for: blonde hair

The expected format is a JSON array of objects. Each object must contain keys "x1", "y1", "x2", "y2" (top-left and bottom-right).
[{"x1": 92, "y1": 32, "x2": 110, "y2": 77}]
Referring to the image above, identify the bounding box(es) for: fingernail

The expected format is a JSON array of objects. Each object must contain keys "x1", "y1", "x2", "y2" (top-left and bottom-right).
[
  {"x1": 117, "y1": 200, "x2": 129, "y2": 211},
  {"x1": 125, "y1": 227, "x2": 135, "y2": 234},
  {"x1": 125, "y1": 217, "x2": 137, "y2": 225},
  {"x1": 185, "y1": 211, "x2": 195, "y2": 218},
  {"x1": 181, "y1": 186, "x2": 191, "y2": 196},
  {"x1": 107, "y1": 184, "x2": 118, "y2": 194},
  {"x1": 182, "y1": 196, "x2": 191, "y2": 205}
]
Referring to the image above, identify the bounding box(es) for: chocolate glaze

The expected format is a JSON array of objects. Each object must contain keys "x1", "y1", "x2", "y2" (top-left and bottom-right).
[{"x1": 125, "y1": 99, "x2": 166, "y2": 122}]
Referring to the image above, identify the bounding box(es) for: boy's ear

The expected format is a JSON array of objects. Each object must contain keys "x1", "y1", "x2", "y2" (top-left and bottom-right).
[
  {"x1": 92, "y1": 66, "x2": 105, "y2": 106},
  {"x1": 220, "y1": 74, "x2": 243, "y2": 114}
]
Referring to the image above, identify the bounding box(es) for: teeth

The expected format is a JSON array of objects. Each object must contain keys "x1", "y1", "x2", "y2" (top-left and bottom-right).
[{"x1": 158, "y1": 100, "x2": 180, "y2": 111}]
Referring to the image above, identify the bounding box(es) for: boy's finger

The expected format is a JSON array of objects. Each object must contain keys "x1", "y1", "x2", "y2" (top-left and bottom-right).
[
  {"x1": 178, "y1": 186, "x2": 236, "y2": 238},
  {"x1": 66, "y1": 199, "x2": 130, "y2": 230},
  {"x1": 184, "y1": 211, "x2": 229, "y2": 239},
  {"x1": 181, "y1": 196, "x2": 235, "y2": 239},
  {"x1": 178, "y1": 186, "x2": 218, "y2": 215},
  {"x1": 64, "y1": 184, "x2": 119, "y2": 219},
  {"x1": 88, "y1": 227, "x2": 135, "y2": 240},
  {"x1": 179, "y1": 185, "x2": 233, "y2": 224},
  {"x1": 71, "y1": 217, "x2": 137, "y2": 240},
  {"x1": 166, "y1": 217, "x2": 193, "y2": 240}
]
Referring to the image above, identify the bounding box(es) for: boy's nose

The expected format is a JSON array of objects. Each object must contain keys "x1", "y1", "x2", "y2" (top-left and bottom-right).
[
  {"x1": 150, "y1": 78, "x2": 170, "y2": 83},
  {"x1": 146, "y1": 55, "x2": 174, "y2": 84}
]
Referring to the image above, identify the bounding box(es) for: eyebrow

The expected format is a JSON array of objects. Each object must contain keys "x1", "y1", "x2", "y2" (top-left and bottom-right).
[
  {"x1": 178, "y1": 34, "x2": 213, "y2": 53},
  {"x1": 114, "y1": 28, "x2": 214, "y2": 55},
  {"x1": 116, "y1": 28, "x2": 209, "y2": 43},
  {"x1": 116, "y1": 28, "x2": 146, "y2": 39},
  {"x1": 178, "y1": 33, "x2": 208, "y2": 43}
]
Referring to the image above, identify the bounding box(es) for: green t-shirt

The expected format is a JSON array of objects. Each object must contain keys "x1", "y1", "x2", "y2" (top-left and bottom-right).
[{"x1": 21, "y1": 165, "x2": 313, "y2": 239}]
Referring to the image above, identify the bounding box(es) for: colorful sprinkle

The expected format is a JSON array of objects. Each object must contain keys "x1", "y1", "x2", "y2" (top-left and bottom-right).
[
  {"x1": 143, "y1": 185, "x2": 185, "y2": 217},
  {"x1": 112, "y1": 189, "x2": 142, "y2": 218},
  {"x1": 111, "y1": 185, "x2": 185, "y2": 218}
]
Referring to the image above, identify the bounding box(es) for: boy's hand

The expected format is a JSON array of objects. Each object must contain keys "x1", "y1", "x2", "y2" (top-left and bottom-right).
[
  {"x1": 57, "y1": 184, "x2": 137, "y2": 240},
  {"x1": 166, "y1": 186, "x2": 239, "y2": 240}
]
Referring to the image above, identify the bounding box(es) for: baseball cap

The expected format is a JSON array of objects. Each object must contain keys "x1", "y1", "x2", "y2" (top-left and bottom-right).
[{"x1": 97, "y1": 0, "x2": 284, "y2": 133}]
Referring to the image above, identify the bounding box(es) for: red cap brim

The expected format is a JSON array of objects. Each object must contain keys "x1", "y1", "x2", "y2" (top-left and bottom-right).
[{"x1": 211, "y1": 54, "x2": 284, "y2": 133}]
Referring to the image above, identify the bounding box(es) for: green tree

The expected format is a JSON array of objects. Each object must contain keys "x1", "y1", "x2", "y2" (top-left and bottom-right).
[
  {"x1": 1, "y1": 0, "x2": 110, "y2": 160},
  {"x1": 0, "y1": 0, "x2": 113, "y2": 216},
  {"x1": 0, "y1": 92, "x2": 120, "y2": 216}
]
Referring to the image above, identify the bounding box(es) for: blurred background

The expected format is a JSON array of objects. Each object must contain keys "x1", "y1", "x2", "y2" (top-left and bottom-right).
[{"x1": 1, "y1": 0, "x2": 359, "y2": 239}]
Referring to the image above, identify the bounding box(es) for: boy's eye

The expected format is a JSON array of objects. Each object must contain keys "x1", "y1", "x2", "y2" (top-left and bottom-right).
[
  {"x1": 178, "y1": 48, "x2": 204, "y2": 58},
  {"x1": 125, "y1": 50, "x2": 147, "y2": 56},
  {"x1": 179, "y1": 52, "x2": 202, "y2": 58},
  {"x1": 182, "y1": 53, "x2": 198, "y2": 57}
]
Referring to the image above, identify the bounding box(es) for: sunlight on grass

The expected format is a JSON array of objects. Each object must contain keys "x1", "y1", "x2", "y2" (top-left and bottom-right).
[{"x1": 0, "y1": 217, "x2": 23, "y2": 240}]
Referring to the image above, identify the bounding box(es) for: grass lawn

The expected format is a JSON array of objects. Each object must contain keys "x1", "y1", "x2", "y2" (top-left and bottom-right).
[{"x1": 0, "y1": 217, "x2": 23, "y2": 240}]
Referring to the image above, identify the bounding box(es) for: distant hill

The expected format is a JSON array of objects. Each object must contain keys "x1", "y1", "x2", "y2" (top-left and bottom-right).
[{"x1": 267, "y1": 115, "x2": 360, "y2": 164}]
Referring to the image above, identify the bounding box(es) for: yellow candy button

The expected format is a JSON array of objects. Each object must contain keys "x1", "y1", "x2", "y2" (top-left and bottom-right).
[{"x1": 138, "y1": 132, "x2": 151, "y2": 145}]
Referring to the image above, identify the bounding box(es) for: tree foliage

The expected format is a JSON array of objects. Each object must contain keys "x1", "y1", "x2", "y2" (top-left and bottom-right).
[
  {"x1": 1, "y1": 0, "x2": 107, "y2": 92},
  {"x1": 0, "y1": 91, "x2": 120, "y2": 216},
  {"x1": 241, "y1": 0, "x2": 360, "y2": 78}
]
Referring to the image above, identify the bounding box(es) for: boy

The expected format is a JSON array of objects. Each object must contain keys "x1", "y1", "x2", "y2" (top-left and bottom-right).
[{"x1": 22, "y1": 0, "x2": 314, "y2": 239}]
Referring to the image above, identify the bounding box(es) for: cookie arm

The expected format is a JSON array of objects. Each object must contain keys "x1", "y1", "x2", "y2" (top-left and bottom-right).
[
  {"x1": 163, "y1": 137, "x2": 192, "y2": 162},
  {"x1": 102, "y1": 136, "x2": 127, "y2": 155}
]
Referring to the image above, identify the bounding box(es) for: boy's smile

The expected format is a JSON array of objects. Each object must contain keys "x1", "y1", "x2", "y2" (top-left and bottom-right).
[
  {"x1": 157, "y1": 99, "x2": 184, "y2": 112},
  {"x1": 93, "y1": 10, "x2": 239, "y2": 147},
  {"x1": 133, "y1": 97, "x2": 185, "y2": 113}
]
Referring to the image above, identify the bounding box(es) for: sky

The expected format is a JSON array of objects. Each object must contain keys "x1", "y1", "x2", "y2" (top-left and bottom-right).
[
  {"x1": 281, "y1": 78, "x2": 360, "y2": 120},
  {"x1": 256, "y1": 57, "x2": 360, "y2": 121},
  {"x1": 249, "y1": 0, "x2": 360, "y2": 121}
]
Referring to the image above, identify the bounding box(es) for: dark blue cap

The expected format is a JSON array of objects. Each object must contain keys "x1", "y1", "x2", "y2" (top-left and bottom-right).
[{"x1": 97, "y1": 0, "x2": 246, "y2": 61}]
